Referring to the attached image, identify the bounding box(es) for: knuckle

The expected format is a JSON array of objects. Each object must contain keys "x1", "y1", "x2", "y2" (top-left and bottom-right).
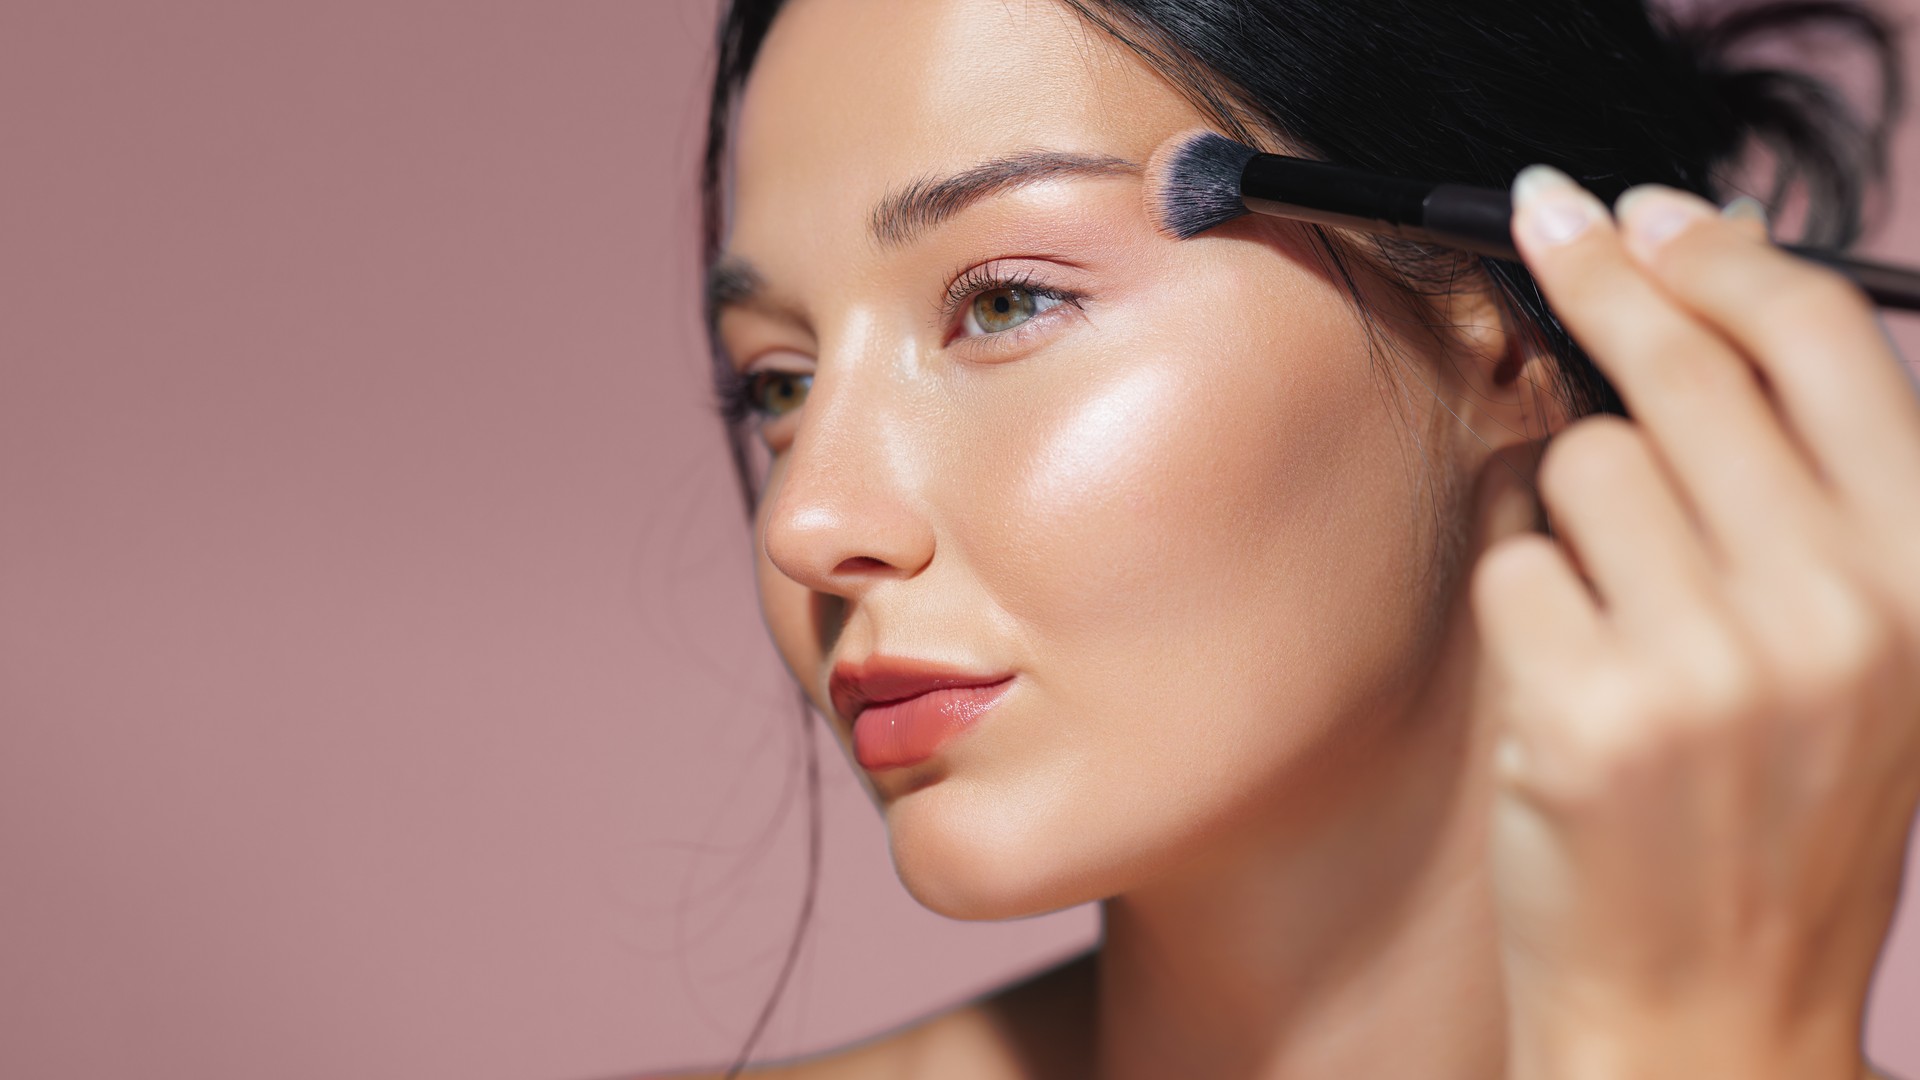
[
  {"x1": 1655, "y1": 606, "x2": 1764, "y2": 716},
  {"x1": 1629, "y1": 622, "x2": 1762, "y2": 727},
  {"x1": 1669, "y1": 636, "x2": 1764, "y2": 722},
  {"x1": 1580, "y1": 678, "x2": 1659, "y2": 746},
  {"x1": 1512, "y1": 675, "x2": 1631, "y2": 799},
  {"x1": 1567, "y1": 667, "x2": 1668, "y2": 749},
  {"x1": 1774, "y1": 582, "x2": 1899, "y2": 708},
  {"x1": 1548, "y1": 674, "x2": 1746, "y2": 802},
  {"x1": 1516, "y1": 666, "x2": 1756, "y2": 812},
  {"x1": 1538, "y1": 679, "x2": 1677, "y2": 804}
]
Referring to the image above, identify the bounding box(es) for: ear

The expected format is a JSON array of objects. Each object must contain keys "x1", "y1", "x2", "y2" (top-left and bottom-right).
[
  {"x1": 1434, "y1": 274, "x2": 1574, "y2": 453},
  {"x1": 1427, "y1": 273, "x2": 1569, "y2": 545}
]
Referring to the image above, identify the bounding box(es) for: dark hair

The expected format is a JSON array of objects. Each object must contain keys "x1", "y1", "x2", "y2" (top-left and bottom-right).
[{"x1": 692, "y1": 0, "x2": 1905, "y2": 1075}]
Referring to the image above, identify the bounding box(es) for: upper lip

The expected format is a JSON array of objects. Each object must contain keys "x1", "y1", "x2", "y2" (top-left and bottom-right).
[{"x1": 828, "y1": 656, "x2": 1014, "y2": 723}]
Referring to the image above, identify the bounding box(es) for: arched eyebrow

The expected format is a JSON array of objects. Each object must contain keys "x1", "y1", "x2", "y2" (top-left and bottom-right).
[
  {"x1": 706, "y1": 256, "x2": 770, "y2": 327},
  {"x1": 707, "y1": 148, "x2": 1139, "y2": 327},
  {"x1": 868, "y1": 148, "x2": 1140, "y2": 248}
]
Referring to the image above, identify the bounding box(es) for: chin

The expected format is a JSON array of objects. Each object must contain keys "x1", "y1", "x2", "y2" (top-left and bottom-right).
[{"x1": 883, "y1": 786, "x2": 1127, "y2": 921}]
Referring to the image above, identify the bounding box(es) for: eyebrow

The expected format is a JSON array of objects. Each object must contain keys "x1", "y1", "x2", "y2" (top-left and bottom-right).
[
  {"x1": 868, "y1": 148, "x2": 1140, "y2": 247},
  {"x1": 707, "y1": 148, "x2": 1139, "y2": 326}
]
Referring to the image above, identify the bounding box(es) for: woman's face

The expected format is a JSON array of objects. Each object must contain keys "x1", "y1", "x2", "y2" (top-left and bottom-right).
[{"x1": 716, "y1": 0, "x2": 1523, "y2": 918}]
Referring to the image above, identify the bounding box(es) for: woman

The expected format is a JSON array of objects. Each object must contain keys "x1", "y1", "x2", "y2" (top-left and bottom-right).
[{"x1": 682, "y1": 0, "x2": 1920, "y2": 1075}]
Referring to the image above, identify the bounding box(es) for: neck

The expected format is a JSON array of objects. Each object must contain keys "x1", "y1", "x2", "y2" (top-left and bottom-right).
[{"x1": 1091, "y1": 629, "x2": 1510, "y2": 1080}]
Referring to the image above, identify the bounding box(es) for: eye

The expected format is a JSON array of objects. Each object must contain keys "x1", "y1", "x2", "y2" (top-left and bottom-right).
[
  {"x1": 746, "y1": 369, "x2": 811, "y2": 418},
  {"x1": 945, "y1": 264, "x2": 1084, "y2": 343},
  {"x1": 966, "y1": 284, "x2": 1057, "y2": 335}
]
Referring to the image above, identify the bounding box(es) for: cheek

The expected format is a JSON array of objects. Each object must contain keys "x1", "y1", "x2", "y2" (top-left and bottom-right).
[
  {"x1": 961, "y1": 293, "x2": 1407, "y2": 633},
  {"x1": 946, "y1": 272, "x2": 1436, "y2": 743},
  {"x1": 982, "y1": 359, "x2": 1241, "y2": 628}
]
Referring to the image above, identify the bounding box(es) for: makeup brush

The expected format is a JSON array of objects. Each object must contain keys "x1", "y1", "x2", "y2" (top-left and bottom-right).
[{"x1": 1144, "y1": 128, "x2": 1920, "y2": 313}]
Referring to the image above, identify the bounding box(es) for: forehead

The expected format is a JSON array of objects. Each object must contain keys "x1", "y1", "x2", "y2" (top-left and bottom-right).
[{"x1": 727, "y1": 0, "x2": 1207, "y2": 259}]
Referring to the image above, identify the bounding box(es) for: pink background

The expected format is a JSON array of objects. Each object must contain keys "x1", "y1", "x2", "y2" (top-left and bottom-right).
[{"x1": 0, "y1": 4, "x2": 1914, "y2": 1078}]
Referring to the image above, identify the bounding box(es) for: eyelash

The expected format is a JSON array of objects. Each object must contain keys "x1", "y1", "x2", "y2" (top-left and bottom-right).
[
  {"x1": 715, "y1": 264, "x2": 1086, "y2": 426},
  {"x1": 939, "y1": 263, "x2": 1086, "y2": 338},
  {"x1": 712, "y1": 364, "x2": 777, "y2": 428}
]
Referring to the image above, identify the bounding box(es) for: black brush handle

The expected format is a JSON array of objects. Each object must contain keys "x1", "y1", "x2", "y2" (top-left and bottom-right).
[
  {"x1": 1418, "y1": 185, "x2": 1521, "y2": 260},
  {"x1": 1777, "y1": 246, "x2": 1920, "y2": 313},
  {"x1": 1238, "y1": 154, "x2": 1920, "y2": 312},
  {"x1": 1239, "y1": 154, "x2": 1432, "y2": 234},
  {"x1": 1419, "y1": 185, "x2": 1920, "y2": 313}
]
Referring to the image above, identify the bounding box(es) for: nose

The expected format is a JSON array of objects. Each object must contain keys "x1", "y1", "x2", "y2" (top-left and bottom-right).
[{"x1": 759, "y1": 352, "x2": 936, "y2": 599}]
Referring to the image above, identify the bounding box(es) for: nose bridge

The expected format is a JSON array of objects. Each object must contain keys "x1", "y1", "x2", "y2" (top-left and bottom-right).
[
  {"x1": 761, "y1": 306, "x2": 933, "y2": 591},
  {"x1": 797, "y1": 305, "x2": 889, "y2": 447}
]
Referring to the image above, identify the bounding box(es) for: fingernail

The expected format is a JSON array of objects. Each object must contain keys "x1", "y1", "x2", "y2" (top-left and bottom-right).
[
  {"x1": 1720, "y1": 195, "x2": 1770, "y2": 230},
  {"x1": 1512, "y1": 164, "x2": 1603, "y2": 246},
  {"x1": 1614, "y1": 184, "x2": 1713, "y2": 248}
]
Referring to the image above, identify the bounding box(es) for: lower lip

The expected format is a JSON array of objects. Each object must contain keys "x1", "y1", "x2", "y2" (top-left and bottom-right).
[{"x1": 852, "y1": 679, "x2": 1013, "y2": 771}]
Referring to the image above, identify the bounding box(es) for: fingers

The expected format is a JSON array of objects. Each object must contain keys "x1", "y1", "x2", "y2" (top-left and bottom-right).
[
  {"x1": 1613, "y1": 184, "x2": 1920, "y2": 508},
  {"x1": 1479, "y1": 169, "x2": 1920, "y2": 1049},
  {"x1": 1473, "y1": 531, "x2": 1604, "y2": 676},
  {"x1": 1536, "y1": 416, "x2": 1719, "y2": 637},
  {"x1": 1508, "y1": 167, "x2": 1831, "y2": 571}
]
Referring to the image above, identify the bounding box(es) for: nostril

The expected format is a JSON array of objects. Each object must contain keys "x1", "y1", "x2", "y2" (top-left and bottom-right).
[{"x1": 833, "y1": 555, "x2": 892, "y2": 574}]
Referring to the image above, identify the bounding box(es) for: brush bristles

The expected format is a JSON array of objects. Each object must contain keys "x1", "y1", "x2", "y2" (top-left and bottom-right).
[{"x1": 1144, "y1": 128, "x2": 1258, "y2": 240}]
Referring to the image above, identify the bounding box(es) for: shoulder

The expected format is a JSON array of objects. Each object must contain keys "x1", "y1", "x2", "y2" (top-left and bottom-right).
[{"x1": 651, "y1": 947, "x2": 1098, "y2": 1080}]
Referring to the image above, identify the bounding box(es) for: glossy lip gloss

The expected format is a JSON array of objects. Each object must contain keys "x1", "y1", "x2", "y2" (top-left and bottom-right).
[
  {"x1": 830, "y1": 659, "x2": 1016, "y2": 772},
  {"x1": 851, "y1": 679, "x2": 1014, "y2": 771}
]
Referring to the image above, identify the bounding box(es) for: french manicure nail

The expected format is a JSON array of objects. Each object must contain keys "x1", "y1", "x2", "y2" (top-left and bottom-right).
[
  {"x1": 1513, "y1": 165, "x2": 1600, "y2": 246},
  {"x1": 1512, "y1": 164, "x2": 1577, "y2": 206},
  {"x1": 1617, "y1": 186, "x2": 1712, "y2": 248},
  {"x1": 1721, "y1": 195, "x2": 1770, "y2": 230}
]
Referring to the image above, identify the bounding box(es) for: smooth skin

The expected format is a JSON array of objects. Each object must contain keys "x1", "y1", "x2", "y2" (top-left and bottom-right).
[{"x1": 690, "y1": 0, "x2": 1920, "y2": 1077}]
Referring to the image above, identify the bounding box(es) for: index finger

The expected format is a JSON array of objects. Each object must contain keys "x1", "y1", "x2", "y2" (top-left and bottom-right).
[{"x1": 1507, "y1": 165, "x2": 1828, "y2": 564}]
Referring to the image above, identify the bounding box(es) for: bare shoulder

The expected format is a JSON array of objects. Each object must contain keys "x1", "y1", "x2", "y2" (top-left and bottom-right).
[{"x1": 652, "y1": 948, "x2": 1098, "y2": 1080}]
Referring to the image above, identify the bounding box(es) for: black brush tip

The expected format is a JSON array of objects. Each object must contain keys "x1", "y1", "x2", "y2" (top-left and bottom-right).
[{"x1": 1144, "y1": 128, "x2": 1258, "y2": 240}]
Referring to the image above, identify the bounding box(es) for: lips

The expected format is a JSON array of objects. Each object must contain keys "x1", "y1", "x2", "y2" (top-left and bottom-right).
[
  {"x1": 828, "y1": 657, "x2": 1014, "y2": 771},
  {"x1": 828, "y1": 658, "x2": 1012, "y2": 722}
]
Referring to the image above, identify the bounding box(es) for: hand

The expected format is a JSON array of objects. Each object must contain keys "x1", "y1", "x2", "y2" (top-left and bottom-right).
[{"x1": 1471, "y1": 165, "x2": 1920, "y2": 1080}]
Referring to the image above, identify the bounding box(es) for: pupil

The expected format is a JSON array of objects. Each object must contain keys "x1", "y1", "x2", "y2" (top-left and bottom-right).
[{"x1": 993, "y1": 293, "x2": 1012, "y2": 314}]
